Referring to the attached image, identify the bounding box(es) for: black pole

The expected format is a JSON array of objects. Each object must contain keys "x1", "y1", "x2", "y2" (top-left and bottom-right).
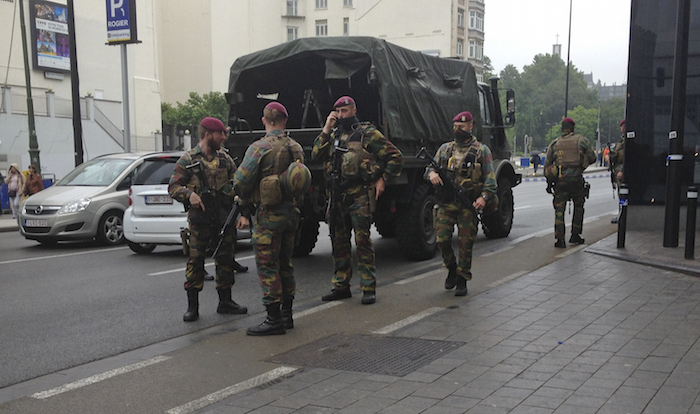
[
  {"x1": 617, "y1": 184, "x2": 629, "y2": 248},
  {"x1": 685, "y1": 186, "x2": 697, "y2": 259},
  {"x1": 67, "y1": 0, "x2": 84, "y2": 167},
  {"x1": 18, "y1": 0, "x2": 40, "y2": 171},
  {"x1": 663, "y1": 0, "x2": 691, "y2": 247},
  {"x1": 564, "y1": 0, "x2": 572, "y2": 117}
]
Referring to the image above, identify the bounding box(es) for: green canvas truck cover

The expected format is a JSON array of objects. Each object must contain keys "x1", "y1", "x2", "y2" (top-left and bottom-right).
[{"x1": 227, "y1": 36, "x2": 481, "y2": 144}]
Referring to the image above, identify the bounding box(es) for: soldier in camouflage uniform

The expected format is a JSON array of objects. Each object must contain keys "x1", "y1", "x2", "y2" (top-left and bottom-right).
[
  {"x1": 607, "y1": 119, "x2": 626, "y2": 223},
  {"x1": 234, "y1": 102, "x2": 304, "y2": 336},
  {"x1": 544, "y1": 117, "x2": 597, "y2": 248},
  {"x1": 312, "y1": 96, "x2": 403, "y2": 305},
  {"x1": 425, "y1": 111, "x2": 497, "y2": 296},
  {"x1": 169, "y1": 117, "x2": 249, "y2": 322}
]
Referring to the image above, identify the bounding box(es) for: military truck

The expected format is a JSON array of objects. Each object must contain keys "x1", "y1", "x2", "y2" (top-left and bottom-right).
[{"x1": 225, "y1": 37, "x2": 520, "y2": 260}]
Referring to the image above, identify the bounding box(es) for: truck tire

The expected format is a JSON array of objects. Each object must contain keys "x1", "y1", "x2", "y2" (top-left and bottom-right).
[
  {"x1": 373, "y1": 215, "x2": 396, "y2": 237},
  {"x1": 482, "y1": 178, "x2": 514, "y2": 239},
  {"x1": 396, "y1": 183, "x2": 438, "y2": 261},
  {"x1": 293, "y1": 215, "x2": 320, "y2": 257}
]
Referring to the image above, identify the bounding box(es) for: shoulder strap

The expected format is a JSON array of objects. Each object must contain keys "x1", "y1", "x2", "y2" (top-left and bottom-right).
[{"x1": 261, "y1": 136, "x2": 288, "y2": 171}]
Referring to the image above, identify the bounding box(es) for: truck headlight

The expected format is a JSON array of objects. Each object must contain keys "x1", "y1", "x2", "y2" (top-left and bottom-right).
[{"x1": 58, "y1": 198, "x2": 92, "y2": 214}]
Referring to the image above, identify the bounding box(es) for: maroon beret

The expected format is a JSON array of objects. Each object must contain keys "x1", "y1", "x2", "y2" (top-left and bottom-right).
[
  {"x1": 562, "y1": 117, "x2": 575, "y2": 125},
  {"x1": 200, "y1": 117, "x2": 227, "y2": 132},
  {"x1": 265, "y1": 101, "x2": 288, "y2": 118},
  {"x1": 619, "y1": 119, "x2": 626, "y2": 126},
  {"x1": 452, "y1": 111, "x2": 473, "y2": 122},
  {"x1": 333, "y1": 96, "x2": 355, "y2": 108}
]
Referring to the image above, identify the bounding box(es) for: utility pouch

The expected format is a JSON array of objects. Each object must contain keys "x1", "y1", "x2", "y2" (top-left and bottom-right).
[
  {"x1": 367, "y1": 186, "x2": 377, "y2": 213},
  {"x1": 341, "y1": 151, "x2": 361, "y2": 180},
  {"x1": 259, "y1": 175, "x2": 282, "y2": 207}
]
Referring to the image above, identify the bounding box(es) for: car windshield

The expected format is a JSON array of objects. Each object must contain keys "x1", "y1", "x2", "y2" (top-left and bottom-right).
[{"x1": 57, "y1": 158, "x2": 133, "y2": 186}]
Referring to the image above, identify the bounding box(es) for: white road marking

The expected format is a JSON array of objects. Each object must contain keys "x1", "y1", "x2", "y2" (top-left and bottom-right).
[
  {"x1": 394, "y1": 268, "x2": 444, "y2": 285},
  {"x1": 293, "y1": 301, "x2": 343, "y2": 319},
  {"x1": 555, "y1": 244, "x2": 587, "y2": 258},
  {"x1": 166, "y1": 366, "x2": 298, "y2": 414},
  {"x1": 31, "y1": 356, "x2": 171, "y2": 399},
  {"x1": 514, "y1": 205, "x2": 532, "y2": 211},
  {"x1": 371, "y1": 307, "x2": 444, "y2": 335},
  {"x1": 147, "y1": 254, "x2": 256, "y2": 276},
  {"x1": 0, "y1": 246, "x2": 129, "y2": 265}
]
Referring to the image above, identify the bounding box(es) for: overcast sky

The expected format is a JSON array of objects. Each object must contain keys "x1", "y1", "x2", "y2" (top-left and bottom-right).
[{"x1": 484, "y1": 0, "x2": 631, "y2": 86}]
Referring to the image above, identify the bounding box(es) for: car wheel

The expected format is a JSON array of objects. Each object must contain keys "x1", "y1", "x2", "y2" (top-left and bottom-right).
[
  {"x1": 128, "y1": 241, "x2": 157, "y2": 254},
  {"x1": 97, "y1": 210, "x2": 124, "y2": 246}
]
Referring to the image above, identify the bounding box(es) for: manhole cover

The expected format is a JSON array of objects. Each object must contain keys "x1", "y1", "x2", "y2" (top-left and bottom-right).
[{"x1": 268, "y1": 334, "x2": 463, "y2": 377}]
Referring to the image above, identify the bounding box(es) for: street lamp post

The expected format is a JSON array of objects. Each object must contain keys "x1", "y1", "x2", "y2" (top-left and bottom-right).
[{"x1": 18, "y1": 0, "x2": 40, "y2": 171}]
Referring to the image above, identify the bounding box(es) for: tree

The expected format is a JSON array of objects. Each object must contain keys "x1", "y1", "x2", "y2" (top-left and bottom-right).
[{"x1": 483, "y1": 56, "x2": 495, "y2": 79}]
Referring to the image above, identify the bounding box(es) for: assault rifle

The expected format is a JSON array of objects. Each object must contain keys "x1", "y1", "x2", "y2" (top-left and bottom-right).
[
  {"x1": 416, "y1": 147, "x2": 476, "y2": 214},
  {"x1": 608, "y1": 162, "x2": 617, "y2": 198},
  {"x1": 326, "y1": 133, "x2": 348, "y2": 232},
  {"x1": 211, "y1": 200, "x2": 240, "y2": 258}
]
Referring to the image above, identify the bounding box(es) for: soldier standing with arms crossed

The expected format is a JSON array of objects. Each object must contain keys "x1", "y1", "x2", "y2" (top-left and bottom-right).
[
  {"x1": 426, "y1": 111, "x2": 497, "y2": 296},
  {"x1": 544, "y1": 117, "x2": 597, "y2": 248},
  {"x1": 312, "y1": 96, "x2": 403, "y2": 305},
  {"x1": 169, "y1": 117, "x2": 249, "y2": 322},
  {"x1": 234, "y1": 102, "x2": 308, "y2": 336}
]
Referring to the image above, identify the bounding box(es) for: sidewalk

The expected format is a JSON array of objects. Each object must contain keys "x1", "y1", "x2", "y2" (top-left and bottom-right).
[
  {"x1": 0, "y1": 213, "x2": 19, "y2": 233},
  {"x1": 193, "y1": 230, "x2": 700, "y2": 414}
]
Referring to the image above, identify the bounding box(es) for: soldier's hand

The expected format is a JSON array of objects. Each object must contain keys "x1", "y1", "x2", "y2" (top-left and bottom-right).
[
  {"x1": 189, "y1": 192, "x2": 205, "y2": 212},
  {"x1": 428, "y1": 171, "x2": 443, "y2": 186},
  {"x1": 323, "y1": 111, "x2": 338, "y2": 134},
  {"x1": 473, "y1": 196, "x2": 486, "y2": 211},
  {"x1": 616, "y1": 171, "x2": 623, "y2": 181},
  {"x1": 236, "y1": 216, "x2": 250, "y2": 230},
  {"x1": 371, "y1": 177, "x2": 385, "y2": 199}
]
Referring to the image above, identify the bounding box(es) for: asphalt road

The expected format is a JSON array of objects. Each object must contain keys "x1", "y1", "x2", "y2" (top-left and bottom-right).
[{"x1": 0, "y1": 174, "x2": 619, "y2": 389}]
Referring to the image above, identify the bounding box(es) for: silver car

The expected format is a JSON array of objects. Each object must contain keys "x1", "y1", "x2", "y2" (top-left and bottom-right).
[{"x1": 20, "y1": 153, "x2": 160, "y2": 245}]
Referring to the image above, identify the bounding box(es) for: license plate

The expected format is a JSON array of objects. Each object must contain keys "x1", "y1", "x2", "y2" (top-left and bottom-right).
[
  {"x1": 145, "y1": 195, "x2": 173, "y2": 205},
  {"x1": 25, "y1": 219, "x2": 48, "y2": 227}
]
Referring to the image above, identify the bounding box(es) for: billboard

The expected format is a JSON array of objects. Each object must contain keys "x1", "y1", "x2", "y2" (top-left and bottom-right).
[
  {"x1": 29, "y1": 0, "x2": 71, "y2": 73},
  {"x1": 106, "y1": 0, "x2": 138, "y2": 44}
]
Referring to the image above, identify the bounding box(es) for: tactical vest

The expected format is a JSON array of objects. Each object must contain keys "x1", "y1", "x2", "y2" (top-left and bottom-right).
[
  {"x1": 338, "y1": 124, "x2": 379, "y2": 183},
  {"x1": 256, "y1": 135, "x2": 303, "y2": 206},
  {"x1": 443, "y1": 139, "x2": 483, "y2": 196},
  {"x1": 555, "y1": 133, "x2": 582, "y2": 169}
]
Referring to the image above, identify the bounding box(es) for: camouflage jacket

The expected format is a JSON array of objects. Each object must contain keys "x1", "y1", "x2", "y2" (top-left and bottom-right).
[
  {"x1": 311, "y1": 123, "x2": 403, "y2": 195},
  {"x1": 610, "y1": 135, "x2": 625, "y2": 174},
  {"x1": 544, "y1": 133, "x2": 596, "y2": 181},
  {"x1": 233, "y1": 130, "x2": 304, "y2": 211},
  {"x1": 168, "y1": 144, "x2": 237, "y2": 221},
  {"x1": 424, "y1": 136, "x2": 497, "y2": 200}
]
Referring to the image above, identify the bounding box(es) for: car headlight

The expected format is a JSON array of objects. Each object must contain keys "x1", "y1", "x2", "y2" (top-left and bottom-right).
[{"x1": 58, "y1": 197, "x2": 92, "y2": 214}]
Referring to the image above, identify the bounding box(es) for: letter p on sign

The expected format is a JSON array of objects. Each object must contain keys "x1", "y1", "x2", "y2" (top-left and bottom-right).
[{"x1": 110, "y1": 0, "x2": 125, "y2": 18}]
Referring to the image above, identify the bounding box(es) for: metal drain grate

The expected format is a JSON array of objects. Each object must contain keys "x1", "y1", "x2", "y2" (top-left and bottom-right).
[{"x1": 267, "y1": 334, "x2": 463, "y2": 377}]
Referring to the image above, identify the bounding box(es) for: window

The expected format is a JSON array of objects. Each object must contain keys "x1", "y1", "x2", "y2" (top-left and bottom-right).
[
  {"x1": 316, "y1": 0, "x2": 327, "y2": 9},
  {"x1": 316, "y1": 20, "x2": 328, "y2": 36},
  {"x1": 286, "y1": 0, "x2": 297, "y2": 16},
  {"x1": 457, "y1": 8, "x2": 465, "y2": 28},
  {"x1": 343, "y1": 17, "x2": 349, "y2": 35},
  {"x1": 287, "y1": 27, "x2": 298, "y2": 41},
  {"x1": 457, "y1": 39, "x2": 464, "y2": 57},
  {"x1": 469, "y1": 39, "x2": 484, "y2": 60},
  {"x1": 469, "y1": 11, "x2": 484, "y2": 31},
  {"x1": 343, "y1": 0, "x2": 353, "y2": 6}
]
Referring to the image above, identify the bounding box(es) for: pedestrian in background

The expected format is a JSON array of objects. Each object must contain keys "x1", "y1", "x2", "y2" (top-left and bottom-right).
[
  {"x1": 23, "y1": 165, "x2": 44, "y2": 198},
  {"x1": 312, "y1": 96, "x2": 403, "y2": 305},
  {"x1": 234, "y1": 102, "x2": 308, "y2": 336},
  {"x1": 544, "y1": 117, "x2": 596, "y2": 248},
  {"x1": 5, "y1": 163, "x2": 25, "y2": 220},
  {"x1": 530, "y1": 153, "x2": 541, "y2": 175},
  {"x1": 426, "y1": 111, "x2": 497, "y2": 296},
  {"x1": 169, "y1": 116, "x2": 249, "y2": 322}
]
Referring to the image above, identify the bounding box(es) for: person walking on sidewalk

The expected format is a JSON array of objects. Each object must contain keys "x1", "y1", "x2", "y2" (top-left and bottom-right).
[
  {"x1": 5, "y1": 163, "x2": 25, "y2": 220},
  {"x1": 234, "y1": 102, "x2": 309, "y2": 336},
  {"x1": 425, "y1": 111, "x2": 497, "y2": 296},
  {"x1": 169, "y1": 116, "x2": 249, "y2": 322},
  {"x1": 544, "y1": 117, "x2": 596, "y2": 248},
  {"x1": 22, "y1": 165, "x2": 44, "y2": 198},
  {"x1": 530, "y1": 153, "x2": 541, "y2": 175}
]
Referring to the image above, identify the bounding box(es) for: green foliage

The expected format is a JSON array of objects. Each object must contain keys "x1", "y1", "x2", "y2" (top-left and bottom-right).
[
  {"x1": 483, "y1": 56, "x2": 495, "y2": 79},
  {"x1": 161, "y1": 92, "x2": 228, "y2": 132}
]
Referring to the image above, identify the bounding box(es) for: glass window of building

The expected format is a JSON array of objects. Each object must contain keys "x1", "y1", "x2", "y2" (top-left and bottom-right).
[
  {"x1": 457, "y1": 8, "x2": 465, "y2": 28},
  {"x1": 316, "y1": 0, "x2": 327, "y2": 9},
  {"x1": 470, "y1": 11, "x2": 484, "y2": 31},
  {"x1": 287, "y1": 27, "x2": 298, "y2": 41},
  {"x1": 286, "y1": 0, "x2": 297, "y2": 15},
  {"x1": 469, "y1": 39, "x2": 475, "y2": 58},
  {"x1": 457, "y1": 38, "x2": 463, "y2": 57},
  {"x1": 343, "y1": 0, "x2": 353, "y2": 6},
  {"x1": 343, "y1": 17, "x2": 349, "y2": 35},
  {"x1": 316, "y1": 20, "x2": 328, "y2": 36}
]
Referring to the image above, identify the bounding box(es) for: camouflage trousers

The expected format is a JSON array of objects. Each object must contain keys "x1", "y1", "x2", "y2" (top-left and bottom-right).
[
  {"x1": 436, "y1": 202, "x2": 477, "y2": 281},
  {"x1": 184, "y1": 221, "x2": 236, "y2": 291},
  {"x1": 252, "y1": 205, "x2": 299, "y2": 305},
  {"x1": 553, "y1": 184, "x2": 585, "y2": 239},
  {"x1": 330, "y1": 191, "x2": 375, "y2": 291}
]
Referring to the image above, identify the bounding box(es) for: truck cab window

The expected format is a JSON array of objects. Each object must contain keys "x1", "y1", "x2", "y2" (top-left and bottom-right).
[{"x1": 478, "y1": 88, "x2": 491, "y2": 126}]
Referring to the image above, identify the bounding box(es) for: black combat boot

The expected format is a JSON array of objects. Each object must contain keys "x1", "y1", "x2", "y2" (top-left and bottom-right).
[
  {"x1": 361, "y1": 290, "x2": 376, "y2": 305},
  {"x1": 455, "y1": 277, "x2": 468, "y2": 297},
  {"x1": 444, "y1": 263, "x2": 458, "y2": 290},
  {"x1": 203, "y1": 270, "x2": 214, "y2": 281},
  {"x1": 554, "y1": 239, "x2": 566, "y2": 248},
  {"x1": 247, "y1": 303, "x2": 286, "y2": 336},
  {"x1": 183, "y1": 290, "x2": 199, "y2": 322},
  {"x1": 569, "y1": 234, "x2": 585, "y2": 245},
  {"x1": 281, "y1": 296, "x2": 294, "y2": 329},
  {"x1": 216, "y1": 288, "x2": 248, "y2": 314},
  {"x1": 321, "y1": 286, "x2": 352, "y2": 301},
  {"x1": 232, "y1": 260, "x2": 248, "y2": 273}
]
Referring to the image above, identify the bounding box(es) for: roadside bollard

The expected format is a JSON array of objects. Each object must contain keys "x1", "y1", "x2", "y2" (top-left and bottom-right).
[
  {"x1": 617, "y1": 184, "x2": 629, "y2": 248},
  {"x1": 685, "y1": 186, "x2": 697, "y2": 259}
]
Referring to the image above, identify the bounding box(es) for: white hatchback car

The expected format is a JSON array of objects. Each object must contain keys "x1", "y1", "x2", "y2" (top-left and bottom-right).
[{"x1": 123, "y1": 152, "x2": 251, "y2": 254}]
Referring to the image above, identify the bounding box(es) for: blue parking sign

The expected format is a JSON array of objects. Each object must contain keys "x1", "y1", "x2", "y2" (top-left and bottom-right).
[{"x1": 106, "y1": 0, "x2": 137, "y2": 44}]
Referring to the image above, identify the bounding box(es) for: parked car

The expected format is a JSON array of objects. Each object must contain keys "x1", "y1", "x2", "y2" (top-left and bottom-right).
[
  {"x1": 123, "y1": 152, "x2": 251, "y2": 254},
  {"x1": 20, "y1": 153, "x2": 157, "y2": 245}
]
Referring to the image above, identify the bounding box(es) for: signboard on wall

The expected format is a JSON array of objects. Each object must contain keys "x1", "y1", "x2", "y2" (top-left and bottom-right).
[
  {"x1": 29, "y1": 0, "x2": 71, "y2": 73},
  {"x1": 106, "y1": 0, "x2": 138, "y2": 44}
]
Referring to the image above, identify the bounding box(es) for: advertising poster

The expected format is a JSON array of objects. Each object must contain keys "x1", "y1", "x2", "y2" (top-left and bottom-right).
[{"x1": 30, "y1": 0, "x2": 71, "y2": 73}]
